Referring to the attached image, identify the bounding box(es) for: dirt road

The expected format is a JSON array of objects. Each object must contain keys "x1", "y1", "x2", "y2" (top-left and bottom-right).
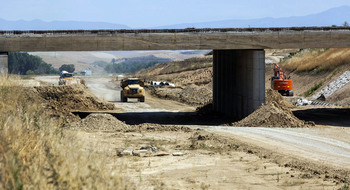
[
  {"x1": 85, "y1": 77, "x2": 195, "y2": 113},
  {"x1": 198, "y1": 126, "x2": 350, "y2": 169},
  {"x1": 33, "y1": 76, "x2": 350, "y2": 188}
]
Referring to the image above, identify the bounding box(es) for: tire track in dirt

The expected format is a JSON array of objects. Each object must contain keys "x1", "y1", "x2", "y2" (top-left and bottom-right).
[{"x1": 199, "y1": 126, "x2": 350, "y2": 169}]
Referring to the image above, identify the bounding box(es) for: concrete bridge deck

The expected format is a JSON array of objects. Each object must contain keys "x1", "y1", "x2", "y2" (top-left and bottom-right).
[{"x1": 1, "y1": 27, "x2": 350, "y2": 52}]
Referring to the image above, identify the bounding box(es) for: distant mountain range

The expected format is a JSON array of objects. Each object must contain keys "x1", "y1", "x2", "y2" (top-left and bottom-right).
[
  {"x1": 0, "y1": 19, "x2": 130, "y2": 30},
  {"x1": 0, "y1": 6, "x2": 350, "y2": 30},
  {"x1": 154, "y1": 6, "x2": 350, "y2": 29}
]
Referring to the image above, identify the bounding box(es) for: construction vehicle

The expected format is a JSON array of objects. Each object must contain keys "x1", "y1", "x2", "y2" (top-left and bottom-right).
[
  {"x1": 58, "y1": 71, "x2": 75, "y2": 85},
  {"x1": 271, "y1": 64, "x2": 293, "y2": 96},
  {"x1": 120, "y1": 78, "x2": 145, "y2": 102}
]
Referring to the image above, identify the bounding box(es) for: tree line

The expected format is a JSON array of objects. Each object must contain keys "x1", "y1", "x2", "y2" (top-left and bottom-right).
[
  {"x1": 104, "y1": 61, "x2": 164, "y2": 74},
  {"x1": 8, "y1": 52, "x2": 57, "y2": 75}
]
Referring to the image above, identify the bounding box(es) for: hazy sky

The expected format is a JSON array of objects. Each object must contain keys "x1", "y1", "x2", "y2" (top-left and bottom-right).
[{"x1": 1, "y1": 0, "x2": 350, "y2": 27}]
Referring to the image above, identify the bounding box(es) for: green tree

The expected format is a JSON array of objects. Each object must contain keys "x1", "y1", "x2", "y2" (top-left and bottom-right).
[
  {"x1": 8, "y1": 52, "x2": 55, "y2": 75},
  {"x1": 26, "y1": 70, "x2": 35, "y2": 75},
  {"x1": 59, "y1": 64, "x2": 75, "y2": 73}
]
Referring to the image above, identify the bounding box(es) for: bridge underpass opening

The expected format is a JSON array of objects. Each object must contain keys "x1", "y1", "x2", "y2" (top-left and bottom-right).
[{"x1": 3, "y1": 49, "x2": 266, "y2": 121}]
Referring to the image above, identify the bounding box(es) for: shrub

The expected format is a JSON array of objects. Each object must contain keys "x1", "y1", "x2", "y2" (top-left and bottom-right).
[{"x1": 304, "y1": 81, "x2": 323, "y2": 97}]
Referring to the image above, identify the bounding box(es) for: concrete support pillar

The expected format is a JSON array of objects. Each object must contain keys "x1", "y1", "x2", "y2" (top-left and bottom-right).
[
  {"x1": 0, "y1": 52, "x2": 8, "y2": 74},
  {"x1": 213, "y1": 49, "x2": 265, "y2": 120}
]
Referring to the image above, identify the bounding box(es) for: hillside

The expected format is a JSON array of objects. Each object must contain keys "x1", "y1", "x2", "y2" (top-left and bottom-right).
[
  {"x1": 277, "y1": 48, "x2": 350, "y2": 104},
  {"x1": 137, "y1": 56, "x2": 212, "y2": 77},
  {"x1": 138, "y1": 49, "x2": 350, "y2": 106},
  {"x1": 2, "y1": 6, "x2": 350, "y2": 30},
  {"x1": 0, "y1": 18, "x2": 130, "y2": 30},
  {"x1": 136, "y1": 56, "x2": 213, "y2": 106},
  {"x1": 153, "y1": 6, "x2": 350, "y2": 29},
  {"x1": 30, "y1": 52, "x2": 119, "y2": 74},
  {"x1": 30, "y1": 51, "x2": 209, "y2": 75}
]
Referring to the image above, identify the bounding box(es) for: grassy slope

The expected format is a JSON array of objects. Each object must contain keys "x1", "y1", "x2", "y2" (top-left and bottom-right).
[
  {"x1": 137, "y1": 56, "x2": 212, "y2": 76},
  {"x1": 282, "y1": 48, "x2": 350, "y2": 73},
  {"x1": 276, "y1": 48, "x2": 350, "y2": 103}
]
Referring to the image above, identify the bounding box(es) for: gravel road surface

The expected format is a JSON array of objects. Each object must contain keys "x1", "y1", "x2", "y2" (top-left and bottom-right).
[{"x1": 197, "y1": 126, "x2": 350, "y2": 169}]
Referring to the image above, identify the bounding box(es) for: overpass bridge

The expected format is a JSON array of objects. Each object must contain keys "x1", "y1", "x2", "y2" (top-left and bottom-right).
[{"x1": 1, "y1": 27, "x2": 350, "y2": 119}]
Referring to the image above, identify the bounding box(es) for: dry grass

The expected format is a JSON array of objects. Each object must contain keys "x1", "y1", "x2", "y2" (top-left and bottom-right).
[
  {"x1": 137, "y1": 55, "x2": 213, "y2": 76},
  {"x1": 0, "y1": 76, "x2": 133, "y2": 189},
  {"x1": 282, "y1": 48, "x2": 350, "y2": 73}
]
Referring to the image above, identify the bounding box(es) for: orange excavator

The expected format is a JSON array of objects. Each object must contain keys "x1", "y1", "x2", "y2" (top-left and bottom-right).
[{"x1": 271, "y1": 64, "x2": 293, "y2": 96}]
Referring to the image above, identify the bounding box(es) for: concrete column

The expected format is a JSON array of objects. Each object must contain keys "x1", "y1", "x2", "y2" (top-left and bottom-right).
[
  {"x1": 213, "y1": 49, "x2": 265, "y2": 120},
  {"x1": 0, "y1": 52, "x2": 8, "y2": 74}
]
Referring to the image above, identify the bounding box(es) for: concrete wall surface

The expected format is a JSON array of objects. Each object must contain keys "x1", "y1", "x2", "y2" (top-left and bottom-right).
[
  {"x1": 213, "y1": 49, "x2": 265, "y2": 119},
  {"x1": 1, "y1": 27, "x2": 350, "y2": 52},
  {"x1": 0, "y1": 52, "x2": 8, "y2": 74}
]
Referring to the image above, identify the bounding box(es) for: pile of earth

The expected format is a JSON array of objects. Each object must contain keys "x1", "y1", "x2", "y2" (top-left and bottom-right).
[
  {"x1": 233, "y1": 89, "x2": 314, "y2": 128},
  {"x1": 149, "y1": 67, "x2": 213, "y2": 87},
  {"x1": 265, "y1": 89, "x2": 295, "y2": 109},
  {"x1": 70, "y1": 113, "x2": 130, "y2": 131},
  {"x1": 147, "y1": 84, "x2": 212, "y2": 106},
  {"x1": 33, "y1": 84, "x2": 115, "y2": 122},
  {"x1": 70, "y1": 113, "x2": 193, "y2": 132}
]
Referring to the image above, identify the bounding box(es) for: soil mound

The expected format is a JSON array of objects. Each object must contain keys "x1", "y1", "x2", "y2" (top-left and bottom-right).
[
  {"x1": 33, "y1": 84, "x2": 115, "y2": 123},
  {"x1": 71, "y1": 113, "x2": 129, "y2": 131},
  {"x1": 71, "y1": 114, "x2": 193, "y2": 132},
  {"x1": 265, "y1": 89, "x2": 295, "y2": 108},
  {"x1": 35, "y1": 84, "x2": 115, "y2": 112},
  {"x1": 233, "y1": 102, "x2": 314, "y2": 128},
  {"x1": 233, "y1": 90, "x2": 314, "y2": 128},
  {"x1": 147, "y1": 84, "x2": 212, "y2": 106}
]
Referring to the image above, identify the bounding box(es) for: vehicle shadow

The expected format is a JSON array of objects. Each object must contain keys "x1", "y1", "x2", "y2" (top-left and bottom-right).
[{"x1": 292, "y1": 108, "x2": 350, "y2": 127}]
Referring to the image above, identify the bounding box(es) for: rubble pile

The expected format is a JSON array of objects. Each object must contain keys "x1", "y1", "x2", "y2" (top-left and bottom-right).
[{"x1": 233, "y1": 89, "x2": 314, "y2": 128}]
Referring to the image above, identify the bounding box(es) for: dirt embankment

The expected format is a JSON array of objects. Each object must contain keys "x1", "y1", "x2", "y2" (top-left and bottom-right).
[
  {"x1": 70, "y1": 113, "x2": 193, "y2": 133},
  {"x1": 144, "y1": 67, "x2": 213, "y2": 106},
  {"x1": 194, "y1": 89, "x2": 314, "y2": 128},
  {"x1": 232, "y1": 89, "x2": 314, "y2": 128},
  {"x1": 147, "y1": 84, "x2": 212, "y2": 106},
  {"x1": 137, "y1": 56, "x2": 213, "y2": 106},
  {"x1": 31, "y1": 84, "x2": 115, "y2": 123}
]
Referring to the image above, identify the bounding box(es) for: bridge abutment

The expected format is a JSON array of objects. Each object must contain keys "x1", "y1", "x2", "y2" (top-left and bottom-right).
[
  {"x1": 0, "y1": 52, "x2": 8, "y2": 74},
  {"x1": 213, "y1": 49, "x2": 265, "y2": 120}
]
